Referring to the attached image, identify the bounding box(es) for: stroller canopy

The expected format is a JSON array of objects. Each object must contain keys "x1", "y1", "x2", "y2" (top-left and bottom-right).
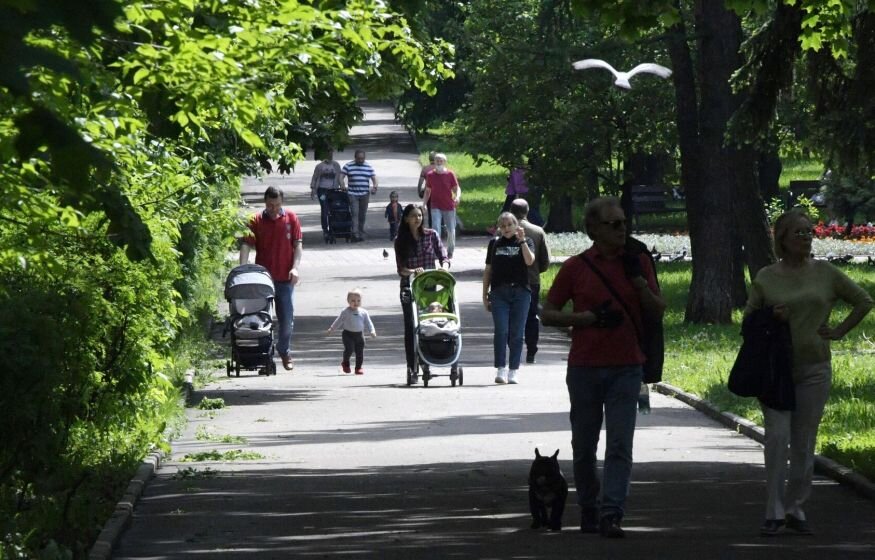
[
  {"x1": 411, "y1": 269, "x2": 456, "y2": 311},
  {"x1": 225, "y1": 264, "x2": 275, "y2": 301}
]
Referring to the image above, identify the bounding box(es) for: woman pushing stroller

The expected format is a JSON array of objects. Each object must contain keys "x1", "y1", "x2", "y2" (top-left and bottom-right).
[{"x1": 395, "y1": 203, "x2": 450, "y2": 383}]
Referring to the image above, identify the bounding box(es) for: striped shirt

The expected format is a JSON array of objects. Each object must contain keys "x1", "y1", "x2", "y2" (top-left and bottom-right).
[{"x1": 342, "y1": 161, "x2": 376, "y2": 196}]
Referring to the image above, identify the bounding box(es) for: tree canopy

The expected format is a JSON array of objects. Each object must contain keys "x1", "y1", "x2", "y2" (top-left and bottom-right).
[{"x1": 0, "y1": 0, "x2": 448, "y2": 555}]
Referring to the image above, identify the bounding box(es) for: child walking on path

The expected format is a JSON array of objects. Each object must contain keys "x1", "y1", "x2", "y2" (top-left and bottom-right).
[
  {"x1": 327, "y1": 289, "x2": 377, "y2": 375},
  {"x1": 385, "y1": 191, "x2": 402, "y2": 240}
]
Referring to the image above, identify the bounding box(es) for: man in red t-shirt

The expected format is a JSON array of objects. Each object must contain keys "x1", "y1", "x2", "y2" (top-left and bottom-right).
[
  {"x1": 240, "y1": 186, "x2": 303, "y2": 370},
  {"x1": 422, "y1": 153, "x2": 460, "y2": 258},
  {"x1": 542, "y1": 197, "x2": 665, "y2": 538}
]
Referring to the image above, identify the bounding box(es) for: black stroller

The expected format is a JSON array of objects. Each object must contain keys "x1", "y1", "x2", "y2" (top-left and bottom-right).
[
  {"x1": 324, "y1": 189, "x2": 353, "y2": 243},
  {"x1": 224, "y1": 264, "x2": 277, "y2": 376}
]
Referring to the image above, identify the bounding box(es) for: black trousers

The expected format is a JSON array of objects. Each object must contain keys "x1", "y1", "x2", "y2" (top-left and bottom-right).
[
  {"x1": 342, "y1": 330, "x2": 365, "y2": 369},
  {"x1": 400, "y1": 286, "x2": 416, "y2": 371}
]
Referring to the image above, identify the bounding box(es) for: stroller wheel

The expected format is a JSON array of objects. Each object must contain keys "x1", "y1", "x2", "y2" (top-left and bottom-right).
[
  {"x1": 269, "y1": 361, "x2": 277, "y2": 376},
  {"x1": 450, "y1": 366, "x2": 457, "y2": 387},
  {"x1": 235, "y1": 361, "x2": 241, "y2": 377},
  {"x1": 458, "y1": 366, "x2": 464, "y2": 386},
  {"x1": 226, "y1": 360, "x2": 232, "y2": 378}
]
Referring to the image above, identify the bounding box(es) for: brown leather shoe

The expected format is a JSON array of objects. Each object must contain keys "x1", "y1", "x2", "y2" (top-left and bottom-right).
[{"x1": 281, "y1": 353, "x2": 294, "y2": 371}]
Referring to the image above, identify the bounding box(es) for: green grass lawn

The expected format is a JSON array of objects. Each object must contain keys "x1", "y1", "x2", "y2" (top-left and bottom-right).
[{"x1": 540, "y1": 261, "x2": 875, "y2": 480}]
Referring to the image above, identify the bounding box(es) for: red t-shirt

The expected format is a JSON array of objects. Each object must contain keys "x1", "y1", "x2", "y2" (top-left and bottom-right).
[
  {"x1": 242, "y1": 208, "x2": 302, "y2": 283},
  {"x1": 425, "y1": 170, "x2": 459, "y2": 211},
  {"x1": 546, "y1": 246, "x2": 659, "y2": 367}
]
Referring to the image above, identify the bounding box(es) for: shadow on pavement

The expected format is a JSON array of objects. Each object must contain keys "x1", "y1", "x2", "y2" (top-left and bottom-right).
[{"x1": 114, "y1": 460, "x2": 875, "y2": 560}]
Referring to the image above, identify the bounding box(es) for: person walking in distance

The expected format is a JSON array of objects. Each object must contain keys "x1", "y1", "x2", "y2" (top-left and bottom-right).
[
  {"x1": 326, "y1": 289, "x2": 377, "y2": 376},
  {"x1": 239, "y1": 186, "x2": 303, "y2": 371},
  {"x1": 395, "y1": 204, "x2": 450, "y2": 382},
  {"x1": 417, "y1": 151, "x2": 437, "y2": 227},
  {"x1": 483, "y1": 212, "x2": 535, "y2": 385},
  {"x1": 385, "y1": 191, "x2": 402, "y2": 241},
  {"x1": 509, "y1": 199, "x2": 550, "y2": 364},
  {"x1": 422, "y1": 153, "x2": 460, "y2": 259},
  {"x1": 342, "y1": 149, "x2": 378, "y2": 242},
  {"x1": 310, "y1": 148, "x2": 342, "y2": 242},
  {"x1": 541, "y1": 197, "x2": 665, "y2": 538},
  {"x1": 746, "y1": 209, "x2": 872, "y2": 537}
]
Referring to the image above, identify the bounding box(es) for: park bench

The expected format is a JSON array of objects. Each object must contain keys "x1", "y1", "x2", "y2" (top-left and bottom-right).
[
  {"x1": 628, "y1": 185, "x2": 686, "y2": 230},
  {"x1": 787, "y1": 179, "x2": 827, "y2": 209}
]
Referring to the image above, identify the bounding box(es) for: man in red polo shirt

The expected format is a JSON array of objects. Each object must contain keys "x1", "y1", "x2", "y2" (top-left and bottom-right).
[
  {"x1": 240, "y1": 186, "x2": 303, "y2": 370},
  {"x1": 542, "y1": 197, "x2": 664, "y2": 539}
]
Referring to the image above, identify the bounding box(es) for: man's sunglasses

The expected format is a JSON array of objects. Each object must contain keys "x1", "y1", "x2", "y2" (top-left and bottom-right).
[{"x1": 600, "y1": 219, "x2": 626, "y2": 230}]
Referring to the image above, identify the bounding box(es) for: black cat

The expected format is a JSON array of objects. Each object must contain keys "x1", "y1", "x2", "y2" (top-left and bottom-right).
[{"x1": 528, "y1": 448, "x2": 568, "y2": 531}]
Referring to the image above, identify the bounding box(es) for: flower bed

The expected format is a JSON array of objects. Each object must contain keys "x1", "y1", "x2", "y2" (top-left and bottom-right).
[{"x1": 814, "y1": 222, "x2": 875, "y2": 240}]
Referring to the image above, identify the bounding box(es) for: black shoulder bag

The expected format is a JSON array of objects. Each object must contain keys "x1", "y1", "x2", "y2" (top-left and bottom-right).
[{"x1": 578, "y1": 254, "x2": 665, "y2": 383}]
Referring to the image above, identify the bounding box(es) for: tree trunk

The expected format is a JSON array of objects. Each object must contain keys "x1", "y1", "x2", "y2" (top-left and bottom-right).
[
  {"x1": 757, "y1": 149, "x2": 782, "y2": 201},
  {"x1": 678, "y1": 0, "x2": 742, "y2": 324},
  {"x1": 546, "y1": 191, "x2": 574, "y2": 232},
  {"x1": 731, "y1": 144, "x2": 776, "y2": 280}
]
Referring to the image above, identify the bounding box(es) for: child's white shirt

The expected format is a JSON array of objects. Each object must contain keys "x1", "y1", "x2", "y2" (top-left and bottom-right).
[{"x1": 330, "y1": 307, "x2": 375, "y2": 335}]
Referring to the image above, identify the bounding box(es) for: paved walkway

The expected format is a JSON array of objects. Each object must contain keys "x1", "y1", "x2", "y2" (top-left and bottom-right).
[{"x1": 114, "y1": 102, "x2": 875, "y2": 559}]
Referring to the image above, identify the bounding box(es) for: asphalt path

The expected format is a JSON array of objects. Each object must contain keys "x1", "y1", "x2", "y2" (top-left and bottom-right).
[{"x1": 113, "y1": 102, "x2": 875, "y2": 559}]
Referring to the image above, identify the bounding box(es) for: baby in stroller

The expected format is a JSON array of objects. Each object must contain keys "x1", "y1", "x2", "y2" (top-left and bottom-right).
[{"x1": 419, "y1": 301, "x2": 459, "y2": 337}]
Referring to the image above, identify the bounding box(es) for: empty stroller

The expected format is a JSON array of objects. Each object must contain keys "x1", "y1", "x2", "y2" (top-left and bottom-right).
[
  {"x1": 224, "y1": 264, "x2": 277, "y2": 376},
  {"x1": 325, "y1": 189, "x2": 353, "y2": 243},
  {"x1": 409, "y1": 269, "x2": 463, "y2": 387}
]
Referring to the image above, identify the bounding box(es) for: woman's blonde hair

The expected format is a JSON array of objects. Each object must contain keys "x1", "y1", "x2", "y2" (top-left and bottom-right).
[
  {"x1": 496, "y1": 212, "x2": 518, "y2": 228},
  {"x1": 772, "y1": 208, "x2": 812, "y2": 259}
]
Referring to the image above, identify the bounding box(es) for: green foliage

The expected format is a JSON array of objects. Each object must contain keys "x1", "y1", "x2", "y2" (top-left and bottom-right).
[
  {"x1": 195, "y1": 426, "x2": 246, "y2": 444},
  {"x1": 456, "y1": 0, "x2": 677, "y2": 226},
  {"x1": 1, "y1": 1, "x2": 441, "y2": 556},
  {"x1": 180, "y1": 449, "x2": 265, "y2": 462},
  {"x1": 196, "y1": 397, "x2": 226, "y2": 411}
]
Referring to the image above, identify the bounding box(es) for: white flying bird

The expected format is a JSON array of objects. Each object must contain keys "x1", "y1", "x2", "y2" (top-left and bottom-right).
[{"x1": 572, "y1": 59, "x2": 672, "y2": 90}]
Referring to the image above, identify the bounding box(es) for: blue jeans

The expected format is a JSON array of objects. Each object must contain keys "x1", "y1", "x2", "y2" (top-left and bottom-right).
[
  {"x1": 430, "y1": 208, "x2": 456, "y2": 257},
  {"x1": 566, "y1": 365, "x2": 642, "y2": 520},
  {"x1": 274, "y1": 281, "x2": 295, "y2": 357},
  {"x1": 524, "y1": 283, "x2": 540, "y2": 357},
  {"x1": 490, "y1": 284, "x2": 531, "y2": 370}
]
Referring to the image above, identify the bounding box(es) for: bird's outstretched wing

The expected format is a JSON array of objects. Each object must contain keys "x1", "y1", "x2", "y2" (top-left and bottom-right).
[
  {"x1": 626, "y1": 63, "x2": 672, "y2": 80},
  {"x1": 571, "y1": 58, "x2": 619, "y2": 77}
]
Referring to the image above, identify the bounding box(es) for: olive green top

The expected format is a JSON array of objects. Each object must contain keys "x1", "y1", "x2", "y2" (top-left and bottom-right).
[{"x1": 746, "y1": 260, "x2": 872, "y2": 369}]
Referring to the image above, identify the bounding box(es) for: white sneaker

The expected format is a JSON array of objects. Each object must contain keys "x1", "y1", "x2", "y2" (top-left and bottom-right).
[
  {"x1": 507, "y1": 369, "x2": 518, "y2": 384},
  {"x1": 494, "y1": 367, "x2": 508, "y2": 384}
]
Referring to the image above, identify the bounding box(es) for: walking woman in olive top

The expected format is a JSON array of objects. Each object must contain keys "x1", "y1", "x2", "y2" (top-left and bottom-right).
[{"x1": 746, "y1": 209, "x2": 872, "y2": 536}]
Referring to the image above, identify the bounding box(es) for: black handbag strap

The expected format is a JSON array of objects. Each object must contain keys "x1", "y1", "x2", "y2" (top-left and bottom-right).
[{"x1": 578, "y1": 254, "x2": 643, "y2": 343}]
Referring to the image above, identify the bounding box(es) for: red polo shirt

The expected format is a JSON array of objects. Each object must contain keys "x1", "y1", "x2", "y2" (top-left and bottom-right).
[
  {"x1": 546, "y1": 246, "x2": 658, "y2": 367},
  {"x1": 242, "y1": 208, "x2": 302, "y2": 283}
]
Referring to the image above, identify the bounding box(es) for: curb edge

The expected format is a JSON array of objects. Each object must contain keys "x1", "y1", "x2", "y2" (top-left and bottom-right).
[
  {"x1": 88, "y1": 450, "x2": 163, "y2": 560},
  {"x1": 88, "y1": 370, "x2": 193, "y2": 559},
  {"x1": 653, "y1": 381, "x2": 875, "y2": 502}
]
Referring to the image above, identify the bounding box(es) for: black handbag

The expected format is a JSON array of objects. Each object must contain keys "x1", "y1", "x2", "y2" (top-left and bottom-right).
[
  {"x1": 728, "y1": 307, "x2": 795, "y2": 410},
  {"x1": 579, "y1": 253, "x2": 665, "y2": 383}
]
